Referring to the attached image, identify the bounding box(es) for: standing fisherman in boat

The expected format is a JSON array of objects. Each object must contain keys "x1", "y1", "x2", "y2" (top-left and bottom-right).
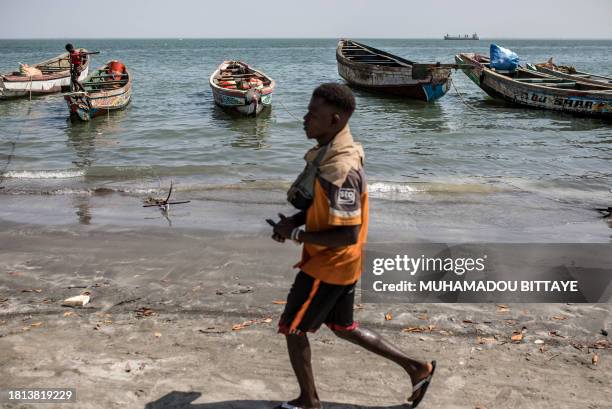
[
  {"x1": 66, "y1": 43, "x2": 85, "y2": 92},
  {"x1": 268, "y1": 83, "x2": 436, "y2": 409}
]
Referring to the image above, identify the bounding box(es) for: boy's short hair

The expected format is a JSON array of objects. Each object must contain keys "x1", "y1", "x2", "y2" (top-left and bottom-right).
[
  {"x1": 65, "y1": 43, "x2": 74, "y2": 52},
  {"x1": 312, "y1": 83, "x2": 356, "y2": 116}
]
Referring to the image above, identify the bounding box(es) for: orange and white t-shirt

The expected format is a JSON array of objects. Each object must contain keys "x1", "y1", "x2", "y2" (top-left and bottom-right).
[{"x1": 295, "y1": 127, "x2": 368, "y2": 285}]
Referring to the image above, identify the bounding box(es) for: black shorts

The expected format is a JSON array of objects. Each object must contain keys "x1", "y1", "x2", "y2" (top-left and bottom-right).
[{"x1": 278, "y1": 271, "x2": 358, "y2": 335}]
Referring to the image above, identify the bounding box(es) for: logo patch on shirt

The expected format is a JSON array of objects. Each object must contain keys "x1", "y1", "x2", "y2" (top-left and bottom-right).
[{"x1": 338, "y1": 188, "x2": 356, "y2": 205}]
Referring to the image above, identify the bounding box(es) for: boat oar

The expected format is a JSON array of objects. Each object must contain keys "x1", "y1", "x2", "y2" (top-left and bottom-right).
[{"x1": 60, "y1": 51, "x2": 100, "y2": 60}]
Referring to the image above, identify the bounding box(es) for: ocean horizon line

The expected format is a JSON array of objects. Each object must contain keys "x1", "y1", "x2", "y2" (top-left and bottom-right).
[{"x1": 1, "y1": 37, "x2": 611, "y2": 41}]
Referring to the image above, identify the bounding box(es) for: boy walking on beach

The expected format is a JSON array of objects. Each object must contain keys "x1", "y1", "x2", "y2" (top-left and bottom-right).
[{"x1": 269, "y1": 83, "x2": 436, "y2": 409}]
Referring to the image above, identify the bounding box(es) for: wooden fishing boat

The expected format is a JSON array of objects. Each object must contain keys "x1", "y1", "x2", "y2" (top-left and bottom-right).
[
  {"x1": 209, "y1": 61, "x2": 275, "y2": 116},
  {"x1": 526, "y1": 59, "x2": 612, "y2": 87},
  {"x1": 64, "y1": 60, "x2": 131, "y2": 121},
  {"x1": 0, "y1": 49, "x2": 90, "y2": 99},
  {"x1": 336, "y1": 39, "x2": 452, "y2": 102},
  {"x1": 455, "y1": 53, "x2": 612, "y2": 118}
]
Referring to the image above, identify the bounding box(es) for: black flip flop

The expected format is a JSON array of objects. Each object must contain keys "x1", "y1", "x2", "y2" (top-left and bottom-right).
[
  {"x1": 274, "y1": 403, "x2": 305, "y2": 409},
  {"x1": 408, "y1": 360, "x2": 437, "y2": 408}
]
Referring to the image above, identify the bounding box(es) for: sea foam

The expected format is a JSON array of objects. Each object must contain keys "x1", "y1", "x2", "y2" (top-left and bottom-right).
[{"x1": 2, "y1": 169, "x2": 85, "y2": 179}]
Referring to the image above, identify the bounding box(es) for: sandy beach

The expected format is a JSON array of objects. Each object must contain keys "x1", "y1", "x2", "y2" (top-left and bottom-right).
[{"x1": 1, "y1": 215, "x2": 610, "y2": 409}]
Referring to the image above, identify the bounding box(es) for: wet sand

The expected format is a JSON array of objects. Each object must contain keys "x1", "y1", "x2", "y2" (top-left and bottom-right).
[{"x1": 1, "y1": 219, "x2": 611, "y2": 409}]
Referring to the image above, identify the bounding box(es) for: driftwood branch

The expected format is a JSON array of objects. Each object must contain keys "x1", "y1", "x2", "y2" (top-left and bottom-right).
[{"x1": 142, "y1": 181, "x2": 191, "y2": 211}]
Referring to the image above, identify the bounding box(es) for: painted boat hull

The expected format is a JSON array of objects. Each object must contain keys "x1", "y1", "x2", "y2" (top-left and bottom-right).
[
  {"x1": 67, "y1": 95, "x2": 131, "y2": 121},
  {"x1": 0, "y1": 50, "x2": 90, "y2": 99},
  {"x1": 336, "y1": 40, "x2": 451, "y2": 102},
  {"x1": 456, "y1": 53, "x2": 612, "y2": 118},
  {"x1": 64, "y1": 62, "x2": 132, "y2": 122},
  {"x1": 209, "y1": 61, "x2": 274, "y2": 117},
  {"x1": 337, "y1": 61, "x2": 450, "y2": 101},
  {"x1": 211, "y1": 87, "x2": 272, "y2": 116}
]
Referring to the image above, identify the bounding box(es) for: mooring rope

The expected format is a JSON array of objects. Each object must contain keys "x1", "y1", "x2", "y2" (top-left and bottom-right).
[
  {"x1": 0, "y1": 142, "x2": 16, "y2": 188},
  {"x1": 275, "y1": 95, "x2": 302, "y2": 122},
  {"x1": 1, "y1": 101, "x2": 34, "y2": 188},
  {"x1": 450, "y1": 78, "x2": 479, "y2": 112}
]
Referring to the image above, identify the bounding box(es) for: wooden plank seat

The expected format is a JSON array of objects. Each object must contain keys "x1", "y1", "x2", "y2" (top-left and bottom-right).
[
  {"x1": 515, "y1": 78, "x2": 577, "y2": 88},
  {"x1": 345, "y1": 53, "x2": 379, "y2": 56},
  {"x1": 357, "y1": 60, "x2": 400, "y2": 64},
  {"x1": 491, "y1": 69, "x2": 517, "y2": 74},
  {"x1": 538, "y1": 82, "x2": 577, "y2": 88},
  {"x1": 83, "y1": 80, "x2": 126, "y2": 86},
  {"x1": 88, "y1": 74, "x2": 129, "y2": 79},
  {"x1": 220, "y1": 74, "x2": 256, "y2": 78},
  {"x1": 349, "y1": 56, "x2": 393, "y2": 61},
  {"x1": 515, "y1": 78, "x2": 574, "y2": 83}
]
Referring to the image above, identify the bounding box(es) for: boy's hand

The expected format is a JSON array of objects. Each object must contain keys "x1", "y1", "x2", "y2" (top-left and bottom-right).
[
  {"x1": 266, "y1": 218, "x2": 285, "y2": 243},
  {"x1": 273, "y1": 213, "x2": 295, "y2": 239}
]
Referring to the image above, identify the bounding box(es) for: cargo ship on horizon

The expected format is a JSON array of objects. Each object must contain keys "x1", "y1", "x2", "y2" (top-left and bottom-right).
[{"x1": 444, "y1": 33, "x2": 479, "y2": 40}]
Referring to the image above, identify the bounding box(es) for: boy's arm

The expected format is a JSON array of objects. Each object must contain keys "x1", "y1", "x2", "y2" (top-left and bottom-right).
[
  {"x1": 298, "y1": 225, "x2": 359, "y2": 248},
  {"x1": 288, "y1": 211, "x2": 306, "y2": 227}
]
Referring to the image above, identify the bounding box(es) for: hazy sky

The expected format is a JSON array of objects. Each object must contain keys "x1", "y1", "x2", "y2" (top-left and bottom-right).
[{"x1": 1, "y1": 0, "x2": 611, "y2": 39}]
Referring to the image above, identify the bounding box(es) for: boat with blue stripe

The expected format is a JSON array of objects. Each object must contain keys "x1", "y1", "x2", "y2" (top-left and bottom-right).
[{"x1": 336, "y1": 39, "x2": 452, "y2": 102}]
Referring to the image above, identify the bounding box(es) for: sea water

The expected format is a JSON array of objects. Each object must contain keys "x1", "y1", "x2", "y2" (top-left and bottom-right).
[{"x1": 0, "y1": 39, "x2": 610, "y2": 241}]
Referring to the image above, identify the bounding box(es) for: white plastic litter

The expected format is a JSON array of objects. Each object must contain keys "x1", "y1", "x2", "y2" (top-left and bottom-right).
[{"x1": 62, "y1": 294, "x2": 90, "y2": 307}]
